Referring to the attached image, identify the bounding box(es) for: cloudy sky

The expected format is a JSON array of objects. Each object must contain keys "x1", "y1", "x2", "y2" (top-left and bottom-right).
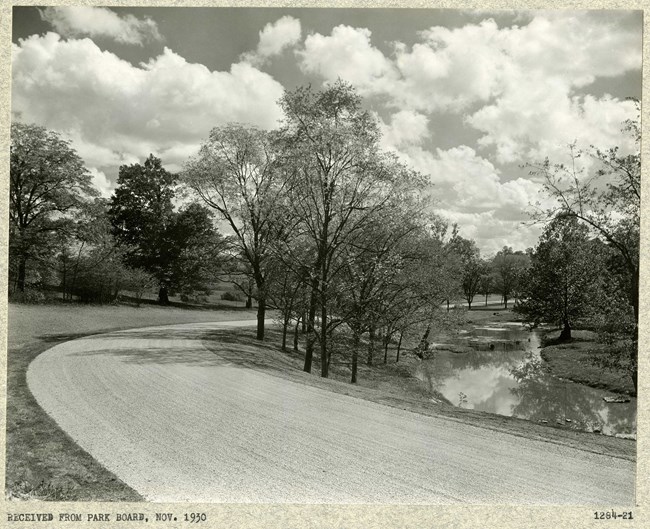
[{"x1": 11, "y1": 6, "x2": 642, "y2": 255}]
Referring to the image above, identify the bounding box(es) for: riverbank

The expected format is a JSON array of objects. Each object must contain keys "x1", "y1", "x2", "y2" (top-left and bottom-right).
[
  {"x1": 6, "y1": 302, "x2": 257, "y2": 501},
  {"x1": 540, "y1": 329, "x2": 636, "y2": 396},
  {"x1": 202, "y1": 323, "x2": 634, "y2": 462},
  {"x1": 222, "y1": 304, "x2": 520, "y2": 405}
]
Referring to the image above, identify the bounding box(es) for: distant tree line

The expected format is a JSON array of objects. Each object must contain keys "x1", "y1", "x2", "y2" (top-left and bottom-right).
[{"x1": 9, "y1": 124, "x2": 224, "y2": 305}]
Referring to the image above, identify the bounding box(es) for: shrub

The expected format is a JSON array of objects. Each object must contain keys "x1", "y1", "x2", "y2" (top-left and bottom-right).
[
  {"x1": 220, "y1": 291, "x2": 242, "y2": 302},
  {"x1": 9, "y1": 289, "x2": 46, "y2": 304}
]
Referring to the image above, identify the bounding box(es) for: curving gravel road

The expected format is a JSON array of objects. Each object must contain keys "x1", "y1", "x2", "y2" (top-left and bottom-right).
[{"x1": 27, "y1": 321, "x2": 635, "y2": 504}]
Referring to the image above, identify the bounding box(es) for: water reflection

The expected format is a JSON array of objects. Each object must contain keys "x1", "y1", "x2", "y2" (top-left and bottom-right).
[{"x1": 416, "y1": 323, "x2": 636, "y2": 436}]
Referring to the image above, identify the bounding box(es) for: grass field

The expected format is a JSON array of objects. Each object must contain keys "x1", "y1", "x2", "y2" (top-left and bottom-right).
[
  {"x1": 6, "y1": 302, "x2": 257, "y2": 500},
  {"x1": 540, "y1": 329, "x2": 635, "y2": 396}
]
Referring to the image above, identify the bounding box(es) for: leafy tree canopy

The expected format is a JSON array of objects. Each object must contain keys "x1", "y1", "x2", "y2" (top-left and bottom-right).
[
  {"x1": 515, "y1": 216, "x2": 604, "y2": 339},
  {"x1": 109, "y1": 154, "x2": 222, "y2": 302},
  {"x1": 10, "y1": 122, "x2": 97, "y2": 292}
]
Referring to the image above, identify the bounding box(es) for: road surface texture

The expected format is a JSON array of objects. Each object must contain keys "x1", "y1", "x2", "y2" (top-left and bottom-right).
[{"x1": 27, "y1": 321, "x2": 635, "y2": 504}]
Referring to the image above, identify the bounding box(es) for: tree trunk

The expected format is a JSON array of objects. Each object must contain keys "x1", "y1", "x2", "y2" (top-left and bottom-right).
[
  {"x1": 326, "y1": 335, "x2": 333, "y2": 373},
  {"x1": 396, "y1": 331, "x2": 404, "y2": 362},
  {"x1": 503, "y1": 294, "x2": 508, "y2": 309},
  {"x1": 417, "y1": 324, "x2": 431, "y2": 359},
  {"x1": 351, "y1": 333, "x2": 360, "y2": 384},
  {"x1": 70, "y1": 241, "x2": 85, "y2": 302},
  {"x1": 630, "y1": 340, "x2": 637, "y2": 395},
  {"x1": 467, "y1": 299, "x2": 472, "y2": 310},
  {"x1": 17, "y1": 255, "x2": 27, "y2": 293},
  {"x1": 293, "y1": 317, "x2": 300, "y2": 352},
  {"x1": 559, "y1": 318, "x2": 571, "y2": 341},
  {"x1": 256, "y1": 297, "x2": 266, "y2": 340},
  {"x1": 367, "y1": 326, "x2": 376, "y2": 366},
  {"x1": 281, "y1": 315, "x2": 289, "y2": 351},
  {"x1": 303, "y1": 281, "x2": 318, "y2": 373},
  {"x1": 158, "y1": 285, "x2": 169, "y2": 304},
  {"x1": 631, "y1": 271, "x2": 639, "y2": 324},
  {"x1": 485, "y1": 293, "x2": 488, "y2": 306},
  {"x1": 61, "y1": 261, "x2": 67, "y2": 301},
  {"x1": 246, "y1": 294, "x2": 252, "y2": 309},
  {"x1": 320, "y1": 299, "x2": 328, "y2": 378},
  {"x1": 630, "y1": 272, "x2": 638, "y2": 395},
  {"x1": 383, "y1": 333, "x2": 390, "y2": 364}
]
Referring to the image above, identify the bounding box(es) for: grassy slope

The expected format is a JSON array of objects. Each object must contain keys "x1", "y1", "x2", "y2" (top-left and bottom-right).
[
  {"x1": 6, "y1": 302, "x2": 256, "y2": 500},
  {"x1": 540, "y1": 330, "x2": 635, "y2": 396},
  {"x1": 202, "y1": 310, "x2": 634, "y2": 461}
]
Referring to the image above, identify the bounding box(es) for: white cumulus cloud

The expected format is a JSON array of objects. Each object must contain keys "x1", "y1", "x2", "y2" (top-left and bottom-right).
[
  {"x1": 40, "y1": 6, "x2": 162, "y2": 46},
  {"x1": 379, "y1": 110, "x2": 430, "y2": 151},
  {"x1": 87, "y1": 167, "x2": 114, "y2": 198},
  {"x1": 437, "y1": 209, "x2": 542, "y2": 256},
  {"x1": 299, "y1": 14, "x2": 640, "y2": 117},
  {"x1": 12, "y1": 33, "x2": 285, "y2": 188},
  {"x1": 298, "y1": 25, "x2": 397, "y2": 95},
  {"x1": 242, "y1": 16, "x2": 302, "y2": 65}
]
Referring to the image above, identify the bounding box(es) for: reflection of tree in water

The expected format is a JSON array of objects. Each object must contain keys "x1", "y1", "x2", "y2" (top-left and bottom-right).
[
  {"x1": 604, "y1": 406, "x2": 637, "y2": 435},
  {"x1": 509, "y1": 354, "x2": 635, "y2": 435},
  {"x1": 419, "y1": 347, "x2": 529, "y2": 404},
  {"x1": 419, "y1": 332, "x2": 635, "y2": 435},
  {"x1": 419, "y1": 351, "x2": 524, "y2": 414}
]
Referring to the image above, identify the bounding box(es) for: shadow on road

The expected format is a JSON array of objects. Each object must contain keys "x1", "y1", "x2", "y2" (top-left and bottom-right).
[{"x1": 63, "y1": 327, "x2": 300, "y2": 374}]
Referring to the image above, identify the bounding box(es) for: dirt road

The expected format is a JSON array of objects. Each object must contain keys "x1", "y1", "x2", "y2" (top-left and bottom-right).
[{"x1": 27, "y1": 321, "x2": 635, "y2": 503}]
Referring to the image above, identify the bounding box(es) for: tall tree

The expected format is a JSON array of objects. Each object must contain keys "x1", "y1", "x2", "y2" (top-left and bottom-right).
[
  {"x1": 515, "y1": 217, "x2": 603, "y2": 340},
  {"x1": 109, "y1": 154, "x2": 176, "y2": 303},
  {"x1": 527, "y1": 103, "x2": 640, "y2": 391},
  {"x1": 167, "y1": 202, "x2": 226, "y2": 297},
  {"x1": 60, "y1": 198, "x2": 120, "y2": 301},
  {"x1": 278, "y1": 81, "x2": 426, "y2": 377},
  {"x1": 183, "y1": 125, "x2": 286, "y2": 339},
  {"x1": 265, "y1": 253, "x2": 308, "y2": 352},
  {"x1": 334, "y1": 207, "x2": 423, "y2": 381},
  {"x1": 477, "y1": 265, "x2": 494, "y2": 307},
  {"x1": 449, "y1": 235, "x2": 484, "y2": 310},
  {"x1": 407, "y1": 222, "x2": 464, "y2": 356},
  {"x1": 491, "y1": 247, "x2": 529, "y2": 309},
  {"x1": 528, "y1": 105, "x2": 640, "y2": 320},
  {"x1": 110, "y1": 155, "x2": 221, "y2": 303},
  {"x1": 9, "y1": 122, "x2": 96, "y2": 293}
]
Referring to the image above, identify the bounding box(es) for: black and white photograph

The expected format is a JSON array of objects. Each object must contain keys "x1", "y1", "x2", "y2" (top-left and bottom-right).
[{"x1": 4, "y1": 2, "x2": 642, "y2": 517}]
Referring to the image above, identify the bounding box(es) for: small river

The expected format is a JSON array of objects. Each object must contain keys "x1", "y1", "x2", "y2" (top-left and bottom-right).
[{"x1": 415, "y1": 323, "x2": 636, "y2": 437}]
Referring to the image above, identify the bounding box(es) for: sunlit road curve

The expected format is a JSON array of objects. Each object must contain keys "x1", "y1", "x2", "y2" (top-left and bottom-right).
[{"x1": 27, "y1": 321, "x2": 635, "y2": 503}]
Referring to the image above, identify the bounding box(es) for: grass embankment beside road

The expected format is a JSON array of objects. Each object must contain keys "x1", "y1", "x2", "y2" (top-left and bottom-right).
[
  {"x1": 540, "y1": 329, "x2": 635, "y2": 396},
  {"x1": 208, "y1": 303, "x2": 518, "y2": 407},
  {"x1": 6, "y1": 302, "x2": 256, "y2": 501},
  {"x1": 202, "y1": 307, "x2": 635, "y2": 462}
]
